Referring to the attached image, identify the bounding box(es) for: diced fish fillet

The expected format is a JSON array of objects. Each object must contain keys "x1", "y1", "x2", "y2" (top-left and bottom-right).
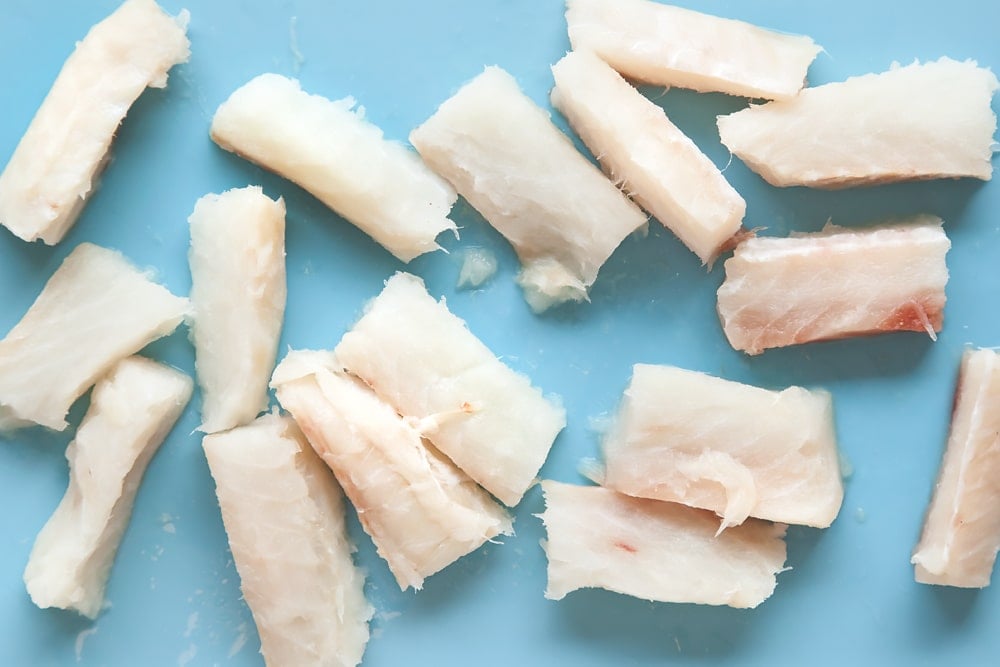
[
  {"x1": 334, "y1": 272, "x2": 566, "y2": 506},
  {"x1": 0, "y1": 242, "x2": 189, "y2": 430},
  {"x1": 203, "y1": 414, "x2": 371, "y2": 667},
  {"x1": 0, "y1": 0, "x2": 190, "y2": 244},
  {"x1": 912, "y1": 349, "x2": 1000, "y2": 588},
  {"x1": 717, "y1": 58, "x2": 999, "y2": 188},
  {"x1": 565, "y1": 0, "x2": 820, "y2": 100},
  {"x1": 23, "y1": 356, "x2": 192, "y2": 619},
  {"x1": 602, "y1": 364, "x2": 843, "y2": 529},
  {"x1": 210, "y1": 74, "x2": 457, "y2": 262},
  {"x1": 551, "y1": 50, "x2": 745, "y2": 264},
  {"x1": 410, "y1": 66, "x2": 646, "y2": 312},
  {"x1": 717, "y1": 219, "x2": 950, "y2": 355},
  {"x1": 189, "y1": 186, "x2": 287, "y2": 433},
  {"x1": 540, "y1": 481, "x2": 787, "y2": 608},
  {"x1": 272, "y1": 350, "x2": 512, "y2": 591}
]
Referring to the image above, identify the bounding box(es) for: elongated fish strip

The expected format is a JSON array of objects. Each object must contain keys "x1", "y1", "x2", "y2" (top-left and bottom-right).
[
  {"x1": 203, "y1": 414, "x2": 372, "y2": 667},
  {"x1": 24, "y1": 356, "x2": 192, "y2": 619},
  {"x1": 0, "y1": 0, "x2": 190, "y2": 244},
  {"x1": 0, "y1": 243, "x2": 189, "y2": 430},
  {"x1": 565, "y1": 0, "x2": 820, "y2": 100},
  {"x1": 717, "y1": 219, "x2": 950, "y2": 355},
  {"x1": 272, "y1": 350, "x2": 512, "y2": 591},
  {"x1": 717, "y1": 58, "x2": 999, "y2": 188},
  {"x1": 540, "y1": 481, "x2": 787, "y2": 608},
  {"x1": 410, "y1": 66, "x2": 646, "y2": 312},
  {"x1": 189, "y1": 187, "x2": 287, "y2": 433},
  {"x1": 912, "y1": 349, "x2": 1000, "y2": 588},
  {"x1": 602, "y1": 364, "x2": 843, "y2": 529},
  {"x1": 551, "y1": 50, "x2": 745, "y2": 264},
  {"x1": 211, "y1": 74, "x2": 457, "y2": 262},
  {"x1": 334, "y1": 272, "x2": 566, "y2": 506}
]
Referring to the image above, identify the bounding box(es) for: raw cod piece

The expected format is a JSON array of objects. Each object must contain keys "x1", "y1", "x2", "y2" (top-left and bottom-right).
[
  {"x1": 23, "y1": 356, "x2": 192, "y2": 619},
  {"x1": 272, "y1": 350, "x2": 513, "y2": 591},
  {"x1": 565, "y1": 0, "x2": 820, "y2": 100},
  {"x1": 540, "y1": 481, "x2": 787, "y2": 608},
  {"x1": 601, "y1": 364, "x2": 843, "y2": 529},
  {"x1": 334, "y1": 272, "x2": 566, "y2": 506},
  {"x1": 0, "y1": 0, "x2": 190, "y2": 244},
  {"x1": 551, "y1": 50, "x2": 745, "y2": 264},
  {"x1": 0, "y1": 243, "x2": 189, "y2": 430},
  {"x1": 912, "y1": 349, "x2": 1000, "y2": 588},
  {"x1": 211, "y1": 74, "x2": 457, "y2": 262},
  {"x1": 410, "y1": 66, "x2": 647, "y2": 312},
  {"x1": 203, "y1": 414, "x2": 372, "y2": 667},
  {"x1": 717, "y1": 219, "x2": 950, "y2": 355},
  {"x1": 717, "y1": 58, "x2": 999, "y2": 188},
  {"x1": 189, "y1": 187, "x2": 287, "y2": 433}
]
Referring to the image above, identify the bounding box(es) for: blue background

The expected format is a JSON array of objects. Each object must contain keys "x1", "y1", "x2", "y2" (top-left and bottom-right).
[{"x1": 2, "y1": 1, "x2": 999, "y2": 665}]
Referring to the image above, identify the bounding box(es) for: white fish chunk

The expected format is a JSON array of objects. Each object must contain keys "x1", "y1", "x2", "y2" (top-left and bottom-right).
[
  {"x1": 272, "y1": 350, "x2": 512, "y2": 591},
  {"x1": 551, "y1": 50, "x2": 745, "y2": 264},
  {"x1": 540, "y1": 481, "x2": 787, "y2": 608},
  {"x1": 203, "y1": 413, "x2": 371, "y2": 667},
  {"x1": 565, "y1": 0, "x2": 820, "y2": 100},
  {"x1": 0, "y1": 0, "x2": 190, "y2": 244},
  {"x1": 211, "y1": 74, "x2": 457, "y2": 263},
  {"x1": 717, "y1": 58, "x2": 999, "y2": 188},
  {"x1": 602, "y1": 364, "x2": 843, "y2": 529},
  {"x1": 334, "y1": 272, "x2": 566, "y2": 506},
  {"x1": 912, "y1": 349, "x2": 1000, "y2": 588},
  {"x1": 0, "y1": 243, "x2": 189, "y2": 430},
  {"x1": 717, "y1": 219, "x2": 950, "y2": 355},
  {"x1": 410, "y1": 66, "x2": 646, "y2": 312},
  {"x1": 24, "y1": 356, "x2": 192, "y2": 619},
  {"x1": 189, "y1": 186, "x2": 286, "y2": 433}
]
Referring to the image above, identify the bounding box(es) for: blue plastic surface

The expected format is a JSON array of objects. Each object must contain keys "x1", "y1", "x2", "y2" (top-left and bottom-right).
[{"x1": 2, "y1": 0, "x2": 1000, "y2": 665}]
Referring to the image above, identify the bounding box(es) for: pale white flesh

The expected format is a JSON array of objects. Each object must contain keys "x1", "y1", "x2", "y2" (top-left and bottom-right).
[
  {"x1": 0, "y1": 242, "x2": 189, "y2": 430},
  {"x1": 0, "y1": 0, "x2": 190, "y2": 244},
  {"x1": 912, "y1": 349, "x2": 1000, "y2": 588},
  {"x1": 551, "y1": 50, "x2": 745, "y2": 264},
  {"x1": 717, "y1": 219, "x2": 950, "y2": 356},
  {"x1": 24, "y1": 356, "x2": 192, "y2": 619},
  {"x1": 189, "y1": 186, "x2": 287, "y2": 433},
  {"x1": 334, "y1": 272, "x2": 566, "y2": 506},
  {"x1": 410, "y1": 66, "x2": 646, "y2": 312},
  {"x1": 540, "y1": 481, "x2": 787, "y2": 608},
  {"x1": 203, "y1": 414, "x2": 372, "y2": 667},
  {"x1": 565, "y1": 0, "x2": 820, "y2": 100},
  {"x1": 272, "y1": 350, "x2": 513, "y2": 591},
  {"x1": 602, "y1": 364, "x2": 843, "y2": 529},
  {"x1": 210, "y1": 74, "x2": 457, "y2": 262},
  {"x1": 717, "y1": 58, "x2": 999, "y2": 188}
]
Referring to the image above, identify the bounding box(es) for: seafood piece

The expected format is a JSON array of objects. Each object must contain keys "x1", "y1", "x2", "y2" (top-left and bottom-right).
[
  {"x1": 717, "y1": 219, "x2": 950, "y2": 355},
  {"x1": 410, "y1": 66, "x2": 646, "y2": 312}
]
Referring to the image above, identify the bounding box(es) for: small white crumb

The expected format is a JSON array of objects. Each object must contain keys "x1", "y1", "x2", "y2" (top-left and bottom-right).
[
  {"x1": 289, "y1": 16, "x2": 305, "y2": 73},
  {"x1": 184, "y1": 612, "x2": 199, "y2": 638},
  {"x1": 75, "y1": 627, "x2": 97, "y2": 662},
  {"x1": 838, "y1": 451, "x2": 854, "y2": 479},
  {"x1": 457, "y1": 248, "x2": 498, "y2": 289},
  {"x1": 855, "y1": 507, "x2": 866, "y2": 523},
  {"x1": 177, "y1": 643, "x2": 197, "y2": 667},
  {"x1": 227, "y1": 623, "x2": 249, "y2": 658}
]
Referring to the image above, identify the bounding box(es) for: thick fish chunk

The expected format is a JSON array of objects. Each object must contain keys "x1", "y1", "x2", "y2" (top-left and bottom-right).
[
  {"x1": 912, "y1": 349, "x2": 1000, "y2": 588},
  {"x1": 203, "y1": 414, "x2": 371, "y2": 667},
  {"x1": 23, "y1": 356, "x2": 192, "y2": 619},
  {"x1": 602, "y1": 364, "x2": 843, "y2": 529},
  {"x1": 410, "y1": 66, "x2": 646, "y2": 312},
  {"x1": 717, "y1": 58, "x2": 999, "y2": 188},
  {"x1": 211, "y1": 74, "x2": 457, "y2": 262},
  {"x1": 717, "y1": 219, "x2": 950, "y2": 355},
  {"x1": 334, "y1": 272, "x2": 566, "y2": 506},
  {"x1": 565, "y1": 0, "x2": 820, "y2": 100},
  {"x1": 551, "y1": 50, "x2": 745, "y2": 264},
  {"x1": 0, "y1": 0, "x2": 190, "y2": 244},
  {"x1": 0, "y1": 243, "x2": 189, "y2": 430},
  {"x1": 189, "y1": 187, "x2": 286, "y2": 433},
  {"x1": 540, "y1": 481, "x2": 787, "y2": 608},
  {"x1": 272, "y1": 350, "x2": 512, "y2": 591}
]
